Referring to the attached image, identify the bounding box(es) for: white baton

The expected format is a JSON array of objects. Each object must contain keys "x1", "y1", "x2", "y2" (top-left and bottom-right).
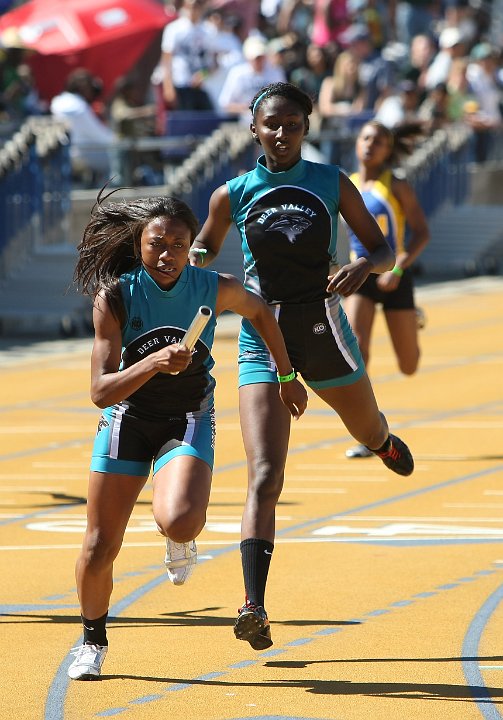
[{"x1": 170, "y1": 306, "x2": 213, "y2": 374}]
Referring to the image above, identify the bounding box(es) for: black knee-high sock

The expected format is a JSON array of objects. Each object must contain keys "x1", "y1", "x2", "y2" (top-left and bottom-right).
[
  {"x1": 240, "y1": 538, "x2": 274, "y2": 609},
  {"x1": 81, "y1": 611, "x2": 108, "y2": 646}
]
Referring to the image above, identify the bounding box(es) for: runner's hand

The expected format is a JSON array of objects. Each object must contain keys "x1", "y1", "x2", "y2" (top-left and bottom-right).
[
  {"x1": 327, "y1": 258, "x2": 373, "y2": 297},
  {"x1": 279, "y1": 378, "x2": 308, "y2": 420},
  {"x1": 154, "y1": 344, "x2": 192, "y2": 374}
]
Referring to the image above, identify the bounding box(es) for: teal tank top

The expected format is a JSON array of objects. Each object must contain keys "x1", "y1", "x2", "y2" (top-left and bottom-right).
[
  {"x1": 117, "y1": 264, "x2": 219, "y2": 419},
  {"x1": 227, "y1": 156, "x2": 340, "y2": 304}
]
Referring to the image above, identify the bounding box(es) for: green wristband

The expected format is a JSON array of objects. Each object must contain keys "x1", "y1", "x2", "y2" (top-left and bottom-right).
[
  {"x1": 391, "y1": 265, "x2": 404, "y2": 277},
  {"x1": 277, "y1": 370, "x2": 297, "y2": 383},
  {"x1": 191, "y1": 248, "x2": 207, "y2": 266}
]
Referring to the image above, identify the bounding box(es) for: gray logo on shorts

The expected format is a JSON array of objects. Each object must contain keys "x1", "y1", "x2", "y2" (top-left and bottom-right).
[{"x1": 313, "y1": 322, "x2": 326, "y2": 335}]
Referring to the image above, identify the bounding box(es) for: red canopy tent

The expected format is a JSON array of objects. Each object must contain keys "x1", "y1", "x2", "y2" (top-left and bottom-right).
[{"x1": 0, "y1": 0, "x2": 174, "y2": 100}]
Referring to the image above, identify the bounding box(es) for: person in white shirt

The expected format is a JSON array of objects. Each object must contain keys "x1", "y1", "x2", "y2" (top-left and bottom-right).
[
  {"x1": 161, "y1": 0, "x2": 215, "y2": 110},
  {"x1": 465, "y1": 42, "x2": 502, "y2": 162},
  {"x1": 202, "y1": 9, "x2": 244, "y2": 109},
  {"x1": 217, "y1": 36, "x2": 285, "y2": 121},
  {"x1": 374, "y1": 79, "x2": 421, "y2": 128},
  {"x1": 50, "y1": 69, "x2": 115, "y2": 184},
  {"x1": 424, "y1": 26, "x2": 466, "y2": 91}
]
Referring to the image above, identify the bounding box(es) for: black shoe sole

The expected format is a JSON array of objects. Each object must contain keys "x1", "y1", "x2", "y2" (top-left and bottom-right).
[{"x1": 234, "y1": 610, "x2": 273, "y2": 650}]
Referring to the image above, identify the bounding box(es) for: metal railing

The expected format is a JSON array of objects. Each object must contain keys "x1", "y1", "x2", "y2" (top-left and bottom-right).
[
  {"x1": 0, "y1": 114, "x2": 494, "y2": 281},
  {"x1": 0, "y1": 117, "x2": 72, "y2": 277}
]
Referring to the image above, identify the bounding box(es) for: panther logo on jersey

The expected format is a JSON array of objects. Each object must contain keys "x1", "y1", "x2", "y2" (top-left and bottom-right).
[{"x1": 266, "y1": 214, "x2": 312, "y2": 244}]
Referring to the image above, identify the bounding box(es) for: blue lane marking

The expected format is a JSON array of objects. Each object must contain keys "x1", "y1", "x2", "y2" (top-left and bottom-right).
[
  {"x1": 284, "y1": 638, "x2": 313, "y2": 647},
  {"x1": 228, "y1": 660, "x2": 257, "y2": 669},
  {"x1": 63, "y1": 562, "x2": 502, "y2": 719},
  {"x1": 0, "y1": 500, "x2": 85, "y2": 528},
  {"x1": 277, "y1": 464, "x2": 503, "y2": 539},
  {"x1": 129, "y1": 695, "x2": 163, "y2": 705},
  {"x1": 28, "y1": 451, "x2": 500, "y2": 717},
  {"x1": 96, "y1": 709, "x2": 128, "y2": 717},
  {"x1": 1, "y1": 603, "x2": 79, "y2": 613},
  {"x1": 462, "y1": 582, "x2": 503, "y2": 720},
  {"x1": 226, "y1": 717, "x2": 336, "y2": 720},
  {"x1": 195, "y1": 672, "x2": 226, "y2": 681},
  {"x1": 413, "y1": 591, "x2": 437, "y2": 599},
  {"x1": 42, "y1": 463, "x2": 503, "y2": 719},
  {"x1": 227, "y1": 717, "x2": 336, "y2": 720},
  {"x1": 165, "y1": 683, "x2": 192, "y2": 692},
  {"x1": 260, "y1": 649, "x2": 287, "y2": 658}
]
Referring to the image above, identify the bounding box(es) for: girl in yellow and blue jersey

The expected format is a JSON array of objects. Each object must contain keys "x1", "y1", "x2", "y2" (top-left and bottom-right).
[{"x1": 344, "y1": 120, "x2": 430, "y2": 458}]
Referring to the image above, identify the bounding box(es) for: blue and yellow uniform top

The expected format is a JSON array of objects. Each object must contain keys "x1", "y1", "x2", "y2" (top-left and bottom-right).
[
  {"x1": 348, "y1": 169, "x2": 405, "y2": 260},
  {"x1": 117, "y1": 264, "x2": 219, "y2": 419},
  {"x1": 227, "y1": 156, "x2": 340, "y2": 304}
]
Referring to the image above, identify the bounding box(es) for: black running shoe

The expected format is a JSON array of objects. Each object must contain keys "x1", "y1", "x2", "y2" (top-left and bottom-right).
[
  {"x1": 370, "y1": 434, "x2": 414, "y2": 476},
  {"x1": 234, "y1": 603, "x2": 273, "y2": 650}
]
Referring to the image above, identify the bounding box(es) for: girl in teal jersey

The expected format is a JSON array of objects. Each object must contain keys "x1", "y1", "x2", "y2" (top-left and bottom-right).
[
  {"x1": 67, "y1": 192, "x2": 307, "y2": 680},
  {"x1": 344, "y1": 121, "x2": 430, "y2": 459},
  {"x1": 190, "y1": 82, "x2": 415, "y2": 652}
]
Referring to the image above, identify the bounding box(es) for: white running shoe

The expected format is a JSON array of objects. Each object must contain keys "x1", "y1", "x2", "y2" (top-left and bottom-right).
[
  {"x1": 416, "y1": 306, "x2": 427, "y2": 330},
  {"x1": 68, "y1": 643, "x2": 108, "y2": 680},
  {"x1": 164, "y1": 539, "x2": 197, "y2": 585},
  {"x1": 346, "y1": 443, "x2": 374, "y2": 459}
]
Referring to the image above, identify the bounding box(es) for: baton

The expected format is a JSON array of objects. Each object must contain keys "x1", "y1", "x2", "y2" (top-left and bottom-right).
[{"x1": 170, "y1": 305, "x2": 213, "y2": 374}]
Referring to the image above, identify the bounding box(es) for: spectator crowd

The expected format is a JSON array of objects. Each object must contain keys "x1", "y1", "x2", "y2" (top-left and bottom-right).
[{"x1": 1, "y1": 0, "x2": 502, "y2": 185}]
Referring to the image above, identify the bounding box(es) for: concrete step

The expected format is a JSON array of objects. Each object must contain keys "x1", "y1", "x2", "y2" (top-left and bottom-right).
[
  {"x1": 419, "y1": 205, "x2": 503, "y2": 279},
  {"x1": 0, "y1": 244, "x2": 91, "y2": 337}
]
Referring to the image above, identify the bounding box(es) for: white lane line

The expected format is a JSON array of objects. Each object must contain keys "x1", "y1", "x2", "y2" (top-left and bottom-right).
[
  {"x1": 4, "y1": 536, "x2": 503, "y2": 551},
  {"x1": 0, "y1": 513, "x2": 294, "y2": 521},
  {"x1": 0, "y1": 427, "x2": 93, "y2": 433},
  {"x1": 306, "y1": 515, "x2": 503, "y2": 523},
  {"x1": 416, "y1": 422, "x2": 503, "y2": 428},
  {"x1": 0, "y1": 480, "x2": 82, "y2": 487},
  {"x1": 201, "y1": 487, "x2": 344, "y2": 495},
  {"x1": 444, "y1": 503, "x2": 503, "y2": 509},
  {"x1": 287, "y1": 475, "x2": 387, "y2": 483},
  {"x1": 31, "y1": 462, "x2": 89, "y2": 468},
  {"x1": 7, "y1": 512, "x2": 503, "y2": 523},
  {"x1": 0, "y1": 485, "x2": 73, "y2": 491},
  {"x1": 0, "y1": 540, "x2": 306, "y2": 551}
]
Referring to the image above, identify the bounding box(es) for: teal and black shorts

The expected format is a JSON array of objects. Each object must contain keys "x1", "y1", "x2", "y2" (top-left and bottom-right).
[
  {"x1": 90, "y1": 404, "x2": 216, "y2": 477},
  {"x1": 238, "y1": 295, "x2": 365, "y2": 390}
]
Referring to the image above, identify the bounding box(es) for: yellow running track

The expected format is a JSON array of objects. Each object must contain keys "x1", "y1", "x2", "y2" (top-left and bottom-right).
[{"x1": 1, "y1": 277, "x2": 503, "y2": 720}]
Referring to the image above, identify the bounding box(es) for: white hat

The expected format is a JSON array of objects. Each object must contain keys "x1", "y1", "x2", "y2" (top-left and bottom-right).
[
  {"x1": 439, "y1": 27, "x2": 463, "y2": 49},
  {"x1": 243, "y1": 36, "x2": 267, "y2": 60}
]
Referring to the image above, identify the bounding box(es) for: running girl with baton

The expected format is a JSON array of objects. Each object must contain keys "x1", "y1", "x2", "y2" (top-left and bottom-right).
[{"x1": 67, "y1": 191, "x2": 307, "y2": 680}]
